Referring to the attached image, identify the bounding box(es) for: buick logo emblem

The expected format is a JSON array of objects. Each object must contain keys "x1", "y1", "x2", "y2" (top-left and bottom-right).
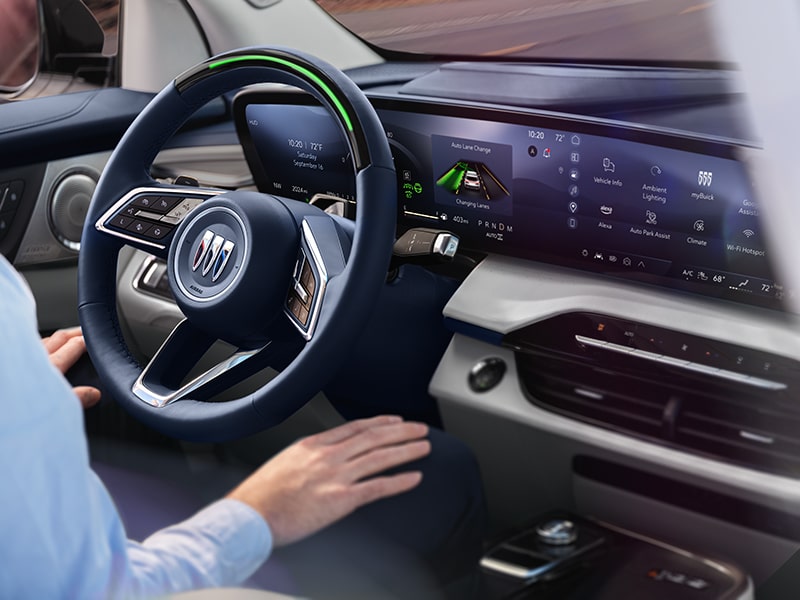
[{"x1": 191, "y1": 229, "x2": 235, "y2": 283}]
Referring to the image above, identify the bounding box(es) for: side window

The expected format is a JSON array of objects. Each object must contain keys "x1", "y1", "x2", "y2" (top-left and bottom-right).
[
  {"x1": 0, "y1": 0, "x2": 120, "y2": 99},
  {"x1": 0, "y1": 0, "x2": 39, "y2": 91},
  {"x1": 87, "y1": 0, "x2": 120, "y2": 57}
]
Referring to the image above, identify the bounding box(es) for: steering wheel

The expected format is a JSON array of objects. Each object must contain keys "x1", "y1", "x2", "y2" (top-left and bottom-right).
[{"x1": 78, "y1": 47, "x2": 396, "y2": 442}]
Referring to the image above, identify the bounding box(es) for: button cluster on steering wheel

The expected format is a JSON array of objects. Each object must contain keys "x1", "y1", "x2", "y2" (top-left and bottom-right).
[{"x1": 100, "y1": 188, "x2": 223, "y2": 248}]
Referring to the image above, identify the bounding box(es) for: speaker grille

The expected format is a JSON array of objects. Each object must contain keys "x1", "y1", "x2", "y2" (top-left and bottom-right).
[{"x1": 49, "y1": 172, "x2": 96, "y2": 250}]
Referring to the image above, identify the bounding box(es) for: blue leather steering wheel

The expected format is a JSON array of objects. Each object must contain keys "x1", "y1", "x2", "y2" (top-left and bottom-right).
[{"x1": 78, "y1": 47, "x2": 396, "y2": 442}]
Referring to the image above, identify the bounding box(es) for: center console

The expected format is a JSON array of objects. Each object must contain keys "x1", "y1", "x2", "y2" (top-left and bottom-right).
[{"x1": 479, "y1": 514, "x2": 752, "y2": 599}]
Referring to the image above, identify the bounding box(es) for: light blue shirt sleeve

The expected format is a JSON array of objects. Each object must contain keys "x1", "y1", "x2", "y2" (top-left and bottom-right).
[{"x1": 0, "y1": 256, "x2": 272, "y2": 599}]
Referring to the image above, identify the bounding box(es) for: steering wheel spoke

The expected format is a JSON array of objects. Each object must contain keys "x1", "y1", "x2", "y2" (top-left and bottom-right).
[
  {"x1": 133, "y1": 319, "x2": 284, "y2": 407},
  {"x1": 95, "y1": 184, "x2": 224, "y2": 253}
]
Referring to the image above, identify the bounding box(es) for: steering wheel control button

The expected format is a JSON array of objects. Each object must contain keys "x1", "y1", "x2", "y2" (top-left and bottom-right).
[
  {"x1": 287, "y1": 249, "x2": 315, "y2": 326},
  {"x1": 110, "y1": 214, "x2": 134, "y2": 230},
  {"x1": 468, "y1": 357, "x2": 506, "y2": 392},
  {"x1": 287, "y1": 294, "x2": 310, "y2": 326},
  {"x1": 293, "y1": 252, "x2": 306, "y2": 280},
  {"x1": 536, "y1": 519, "x2": 578, "y2": 546},
  {"x1": 161, "y1": 197, "x2": 205, "y2": 224},
  {"x1": 131, "y1": 195, "x2": 160, "y2": 210},
  {"x1": 126, "y1": 220, "x2": 153, "y2": 236},
  {"x1": 148, "y1": 195, "x2": 181, "y2": 214},
  {"x1": 301, "y1": 261, "x2": 316, "y2": 295},
  {"x1": 134, "y1": 209, "x2": 164, "y2": 221},
  {"x1": 293, "y1": 281, "x2": 309, "y2": 304},
  {"x1": 142, "y1": 224, "x2": 172, "y2": 240}
]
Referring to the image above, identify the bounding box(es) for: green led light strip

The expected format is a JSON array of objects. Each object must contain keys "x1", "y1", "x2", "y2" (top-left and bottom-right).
[{"x1": 208, "y1": 54, "x2": 354, "y2": 133}]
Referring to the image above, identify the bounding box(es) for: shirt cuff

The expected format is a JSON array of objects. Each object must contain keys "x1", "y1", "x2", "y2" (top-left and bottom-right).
[
  {"x1": 192, "y1": 497, "x2": 274, "y2": 578},
  {"x1": 135, "y1": 497, "x2": 273, "y2": 592}
]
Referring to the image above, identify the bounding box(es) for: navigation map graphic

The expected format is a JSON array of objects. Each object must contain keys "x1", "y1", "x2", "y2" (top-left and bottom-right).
[{"x1": 436, "y1": 161, "x2": 510, "y2": 201}]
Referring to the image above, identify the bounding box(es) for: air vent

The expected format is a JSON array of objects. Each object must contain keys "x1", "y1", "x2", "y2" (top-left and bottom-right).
[
  {"x1": 676, "y1": 400, "x2": 800, "y2": 473},
  {"x1": 506, "y1": 313, "x2": 800, "y2": 477}
]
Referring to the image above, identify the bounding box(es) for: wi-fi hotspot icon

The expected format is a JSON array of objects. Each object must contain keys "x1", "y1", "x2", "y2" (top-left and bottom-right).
[{"x1": 743, "y1": 229, "x2": 755, "y2": 238}]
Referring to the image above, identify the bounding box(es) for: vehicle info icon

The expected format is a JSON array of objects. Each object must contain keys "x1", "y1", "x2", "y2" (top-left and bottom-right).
[{"x1": 602, "y1": 157, "x2": 616, "y2": 173}]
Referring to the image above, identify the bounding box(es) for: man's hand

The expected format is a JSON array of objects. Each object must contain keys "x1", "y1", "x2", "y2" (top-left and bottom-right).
[
  {"x1": 227, "y1": 415, "x2": 431, "y2": 547},
  {"x1": 42, "y1": 327, "x2": 101, "y2": 409}
]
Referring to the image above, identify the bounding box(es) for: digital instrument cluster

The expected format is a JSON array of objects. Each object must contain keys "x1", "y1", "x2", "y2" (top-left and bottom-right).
[{"x1": 234, "y1": 92, "x2": 784, "y2": 310}]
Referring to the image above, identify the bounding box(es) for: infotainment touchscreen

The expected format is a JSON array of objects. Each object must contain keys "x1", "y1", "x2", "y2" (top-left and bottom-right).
[{"x1": 234, "y1": 91, "x2": 784, "y2": 311}]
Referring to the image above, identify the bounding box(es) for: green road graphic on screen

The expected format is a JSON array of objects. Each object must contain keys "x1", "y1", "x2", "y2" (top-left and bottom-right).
[{"x1": 436, "y1": 160, "x2": 509, "y2": 201}]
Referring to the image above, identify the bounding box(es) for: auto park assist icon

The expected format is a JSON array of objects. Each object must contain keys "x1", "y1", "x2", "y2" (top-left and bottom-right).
[{"x1": 192, "y1": 229, "x2": 235, "y2": 282}]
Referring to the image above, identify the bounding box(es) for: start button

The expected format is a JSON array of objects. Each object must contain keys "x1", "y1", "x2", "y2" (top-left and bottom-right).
[{"x1": 468, "y1": 357, "x2": 506, "y2": 393}]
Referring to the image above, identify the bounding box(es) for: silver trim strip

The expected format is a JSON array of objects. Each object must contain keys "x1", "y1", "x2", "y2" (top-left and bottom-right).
[
  {"x1": 293, "y1": 280, "x2": 309, "y2": 304},
  {"x1": 479, "y1": 556, "x2": 549, "y2": 580},
  {"x1": 575, "y1": 335, "x2": 788, "y2": 391},
  {"x1": 739, "y1": 430, "x2": 775, "y2": 444},
  {"x1": 575, "y1": 388, "x2": 604, "y2": 401},
  {"x1": 132, "y1": 255, "x2": 170, "y2": 300},
  {"x1": 132, "y1": 322, "x2": 269, "y2": 408},
  {"x1": 480, "y1": 531, "x2": 604, "y2": 581},
  {"x1": 95, "y1": 186, "x2": 223, "y2": 250}
]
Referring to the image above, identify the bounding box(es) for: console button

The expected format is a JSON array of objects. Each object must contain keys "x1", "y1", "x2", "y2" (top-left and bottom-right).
[
  {"x1": 468, "y1": 357, "x2": 506, "y2": 393},
  {"x1": 535, "y1": 518, "x2": 578, "y2": 546}
]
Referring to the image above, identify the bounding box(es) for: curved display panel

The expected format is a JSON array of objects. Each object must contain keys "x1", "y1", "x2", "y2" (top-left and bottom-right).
[{"x1": 234, "y1": 91, "x2": 784, "y2": 310}]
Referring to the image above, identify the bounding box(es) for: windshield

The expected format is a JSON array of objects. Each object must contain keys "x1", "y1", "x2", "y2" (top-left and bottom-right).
[{"x1": 317, "y1": 0, "x2": 723, "y2": 64}]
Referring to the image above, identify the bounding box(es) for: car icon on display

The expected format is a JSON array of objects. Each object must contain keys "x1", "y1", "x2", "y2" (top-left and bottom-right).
[{"x1": 463, "y1": 169, "x2": 481, "y2": 190}]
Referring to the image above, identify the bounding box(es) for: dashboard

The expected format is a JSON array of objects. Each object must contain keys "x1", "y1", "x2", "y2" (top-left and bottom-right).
[{"x1": 234, "y1": 91, "x2": 784, "y2": 312}]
